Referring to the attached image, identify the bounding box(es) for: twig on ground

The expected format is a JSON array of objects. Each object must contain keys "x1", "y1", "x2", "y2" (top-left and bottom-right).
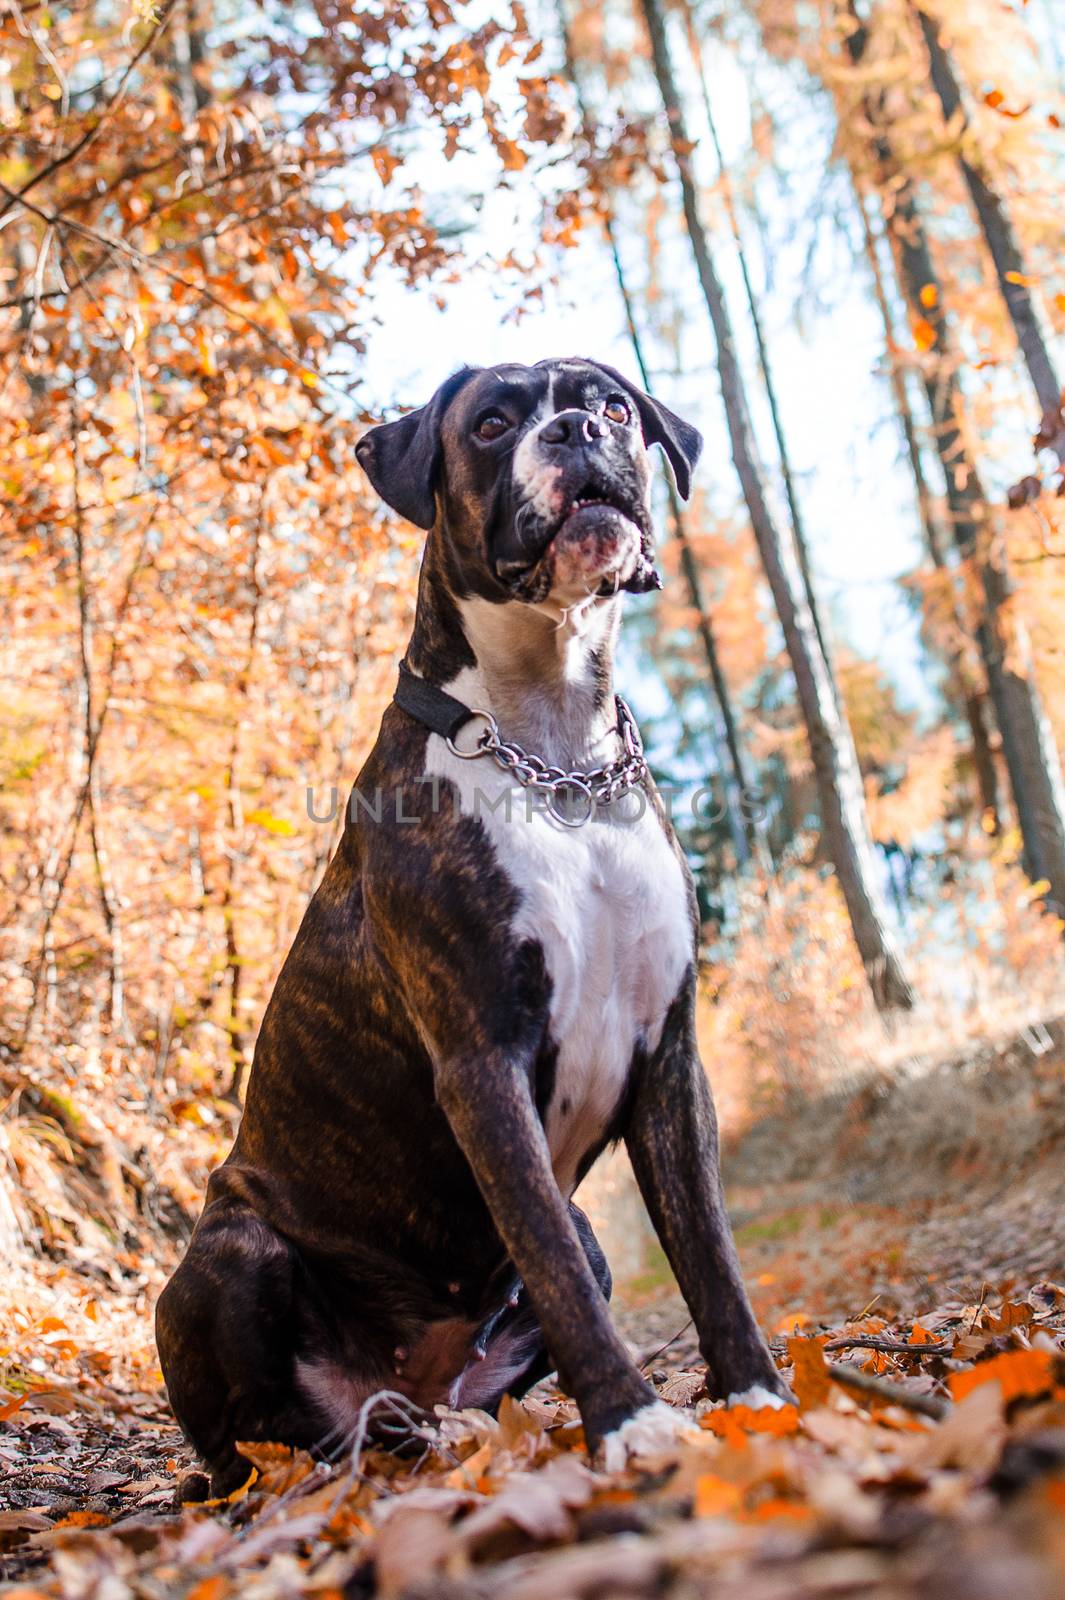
[
  {"x1": 640, "y1": 1318, "x2": 695, "y2": 1374},
  {"x1": 823, "y1": 1336, "x2": 948, "y2": 1356},
  {"x1": 827, "y1": 1362, "x2": 949, "y2": 1419},
  {"x1": 969, "y1": 1283, "x2": 990, "y2": 1334}
]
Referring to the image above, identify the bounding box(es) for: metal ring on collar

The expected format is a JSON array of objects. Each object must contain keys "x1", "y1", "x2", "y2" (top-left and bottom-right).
[
  {"x1": 546, "y1": 776, "x2": 595, "y2": 828},
  {"x1": 446, "y1": 710, "x2": 499, "y2": 758}
]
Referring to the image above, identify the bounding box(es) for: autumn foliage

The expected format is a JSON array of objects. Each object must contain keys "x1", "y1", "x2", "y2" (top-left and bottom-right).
[
  {"x1": 2, "y1": 0, "x2": 1065, "y2": 1591},
  {"x1": 1, "y1": 0, "x2": 567, "y2": 1142}
]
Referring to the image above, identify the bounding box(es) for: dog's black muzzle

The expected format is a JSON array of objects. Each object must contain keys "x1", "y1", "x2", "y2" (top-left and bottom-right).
[{"x1": 487, "y1": 412, "x2": 656, "y2": 595}]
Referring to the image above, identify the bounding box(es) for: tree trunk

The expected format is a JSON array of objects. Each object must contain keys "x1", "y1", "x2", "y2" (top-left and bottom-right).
[
  {"x1": 855, "y1": 184, "x2": 1001, "y2": 828},
  {"x1": 607, "y1": 223, "x2": 764, "y2": 871},
  {"x1": 170, "y1": 0, "x2": 210, "y2": 119},
  {"x1": 640, "y1": 0, "x2": 916, "y2": 1010},
  {"x1": 843, "y1": 3, "x2": 1065, "y2": 919},
  {"x1": 915, "y1": 7, "x2": 1065, "y2": 462},
  {"x1": 558, "y1": 0, "x2": 765, "y2": 869},
  {"x1": 680, "y1": 0, "x2": 833, "y2": 670}
]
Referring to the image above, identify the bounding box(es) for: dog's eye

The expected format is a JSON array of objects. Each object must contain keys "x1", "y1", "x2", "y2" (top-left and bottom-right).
[
  {"x1": 603, "y1": 397, "x2": 631, "y2": 425},
  {"x1": 475, "y1": 414, "x2": 510, "y2": 441}
]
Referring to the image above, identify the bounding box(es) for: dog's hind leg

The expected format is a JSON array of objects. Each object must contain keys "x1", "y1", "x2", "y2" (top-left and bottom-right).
[{"x1": 155, "y1": 1201, "x2": 316, "y2": 1494}]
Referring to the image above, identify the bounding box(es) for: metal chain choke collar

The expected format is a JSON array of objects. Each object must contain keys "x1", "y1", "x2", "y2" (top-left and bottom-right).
[{"x1": 445, "y1": 696, "x2": 648, "y2": 829}]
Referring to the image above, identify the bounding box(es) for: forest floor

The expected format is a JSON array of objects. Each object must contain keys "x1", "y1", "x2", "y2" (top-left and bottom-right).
[{"x1": 2, "y1": 1023, "x2": 1065, "y2": 1599}]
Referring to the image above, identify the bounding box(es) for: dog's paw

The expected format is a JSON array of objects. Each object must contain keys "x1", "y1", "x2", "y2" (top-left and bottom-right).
[
  {"x1": 597, "y1": 1401, "x2": 703, "y2": 1473},
  {"x1": 725, "y1": 1384, "x2": 794, "y2": 1411}
]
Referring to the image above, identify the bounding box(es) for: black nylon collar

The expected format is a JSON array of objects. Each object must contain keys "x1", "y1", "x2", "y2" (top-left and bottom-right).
[{"x1": 394, "y1": 661, "x2": 475, "y2": 742}]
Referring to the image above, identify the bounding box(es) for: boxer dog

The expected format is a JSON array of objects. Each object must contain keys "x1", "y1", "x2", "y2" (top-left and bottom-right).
[{"x1": 156, "y1": 357, "x2": 788, "y2": 1492}]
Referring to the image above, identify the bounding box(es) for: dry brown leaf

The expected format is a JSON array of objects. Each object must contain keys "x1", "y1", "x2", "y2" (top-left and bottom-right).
[
  {"x1": 787, "y1": 1336, "x2": 831, "y2": 1410},
  {"x1": 375, "y1": 1505, "x2": 458, "y2": 1597},
  {"x1": 457, "y1": 1453, "x2": 597, "y2": 1549}
]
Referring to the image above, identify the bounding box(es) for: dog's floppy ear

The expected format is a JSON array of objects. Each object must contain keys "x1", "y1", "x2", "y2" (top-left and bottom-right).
[
  {"x1": 590, "y1": 362, "x2": 702, "y2": 500},
  {"x1": 355, "y1": 366, "x2": 480, "y2": 529}
]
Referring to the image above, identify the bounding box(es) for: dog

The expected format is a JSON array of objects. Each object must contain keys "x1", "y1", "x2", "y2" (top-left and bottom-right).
[{"x1": 155, "y1": 357, "x2": 789, "y2": 1492}]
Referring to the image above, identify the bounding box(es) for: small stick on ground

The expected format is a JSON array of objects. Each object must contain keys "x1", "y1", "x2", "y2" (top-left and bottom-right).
[
  {"x1": 824, "y1": 1336, "x2": 947, "y2": 1356},
  {"x1": 641, "y1": 1318, "x2": 694, "y2": 1374},
  {"x1": 827, "y1": 1362, "x2": 949, "y2": 1420},
  {"x1": 968, "y1": 1283, "x2": 990, "y2": 1334}
]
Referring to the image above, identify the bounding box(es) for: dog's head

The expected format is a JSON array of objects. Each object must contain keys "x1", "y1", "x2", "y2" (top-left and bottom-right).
[{"x1": 355, "y1": 358, "x2": 702, "y2": 609}]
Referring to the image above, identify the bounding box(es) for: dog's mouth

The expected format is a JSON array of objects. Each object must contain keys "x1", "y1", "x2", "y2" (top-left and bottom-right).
[
  {"x1": 496, "y1": 478, "x2": 641, "y2": 586},
  {"x1": 563, "y1": 480, "x2": 633, "y2": 524}
]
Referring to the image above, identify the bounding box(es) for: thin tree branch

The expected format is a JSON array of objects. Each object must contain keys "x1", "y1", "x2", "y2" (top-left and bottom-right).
[
  {"x1": 0, "y1": 182, "x2": 357, "y2": 402},
  {"x1": 0, "y1": 0, "x2": 180, "y2": 223}
]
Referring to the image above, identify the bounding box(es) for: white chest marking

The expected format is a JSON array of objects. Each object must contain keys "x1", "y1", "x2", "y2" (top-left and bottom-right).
[{"x1": 423, "y1": 666, "x2": 692, "y2": 1196}]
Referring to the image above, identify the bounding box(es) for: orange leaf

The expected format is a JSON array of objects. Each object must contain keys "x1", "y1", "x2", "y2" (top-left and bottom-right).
[
  {"x1": 186, "y1": 1579, "x2": 227, "y2": 1600},
  {"x1": 235, "y1": 1441, "x2": 294, "y2": 1472},
  {"x1": 787, "y1": 1336, "x2": 831, "y2": 1409},
  {"x1": 694, "y1": 1474, "x2": 742, "y2": 1517},
  {"x1": 913, "y1": 318, "x2": 937, "y2": 352},
  {"x1": 983, "y1": 90, "x2": 1031, "y2": 117},
  {"x1": 745, "y1": 1497, "x2": 812, "y2": 1523},
  {"x1": 949, "y1": 1348, "x2": 1055, "y2": 1403},
  {"x1": 0, "y1": 1394, "x2": 28, "y2": 1422},
  {"x1": 702, "y1": 1404, "x2": 801, "y2": 1441},
  {"x1": 593, "y1": 1488, "x2": 637, "y2": 1505},
  {"x1": 199, "y1": 1466, "x2": 258, "y2": 1507},
  {"x1": 919, "y1": 284, "x2": 938, "y2": 309},
  {"x1": 1005, "y1": 271, "x2": 1037, "y2": 287},
  {"x1": 55, "y1": 1511, "x2": 110, "y2": 1529},
  {"x1": 371, "y1": 147, "x2": 403, "y2": 185},
  {"x1": 197, "y1": 330, "x2": 217, "y2": 377}
]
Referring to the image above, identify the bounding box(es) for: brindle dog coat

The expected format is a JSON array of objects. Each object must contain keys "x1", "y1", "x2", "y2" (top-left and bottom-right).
[{"x1": 156, "y1": 358, "x2": 788, "y2": 1491}]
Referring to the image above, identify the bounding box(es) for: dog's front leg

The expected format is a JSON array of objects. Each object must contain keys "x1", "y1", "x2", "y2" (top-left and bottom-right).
[
  {"x1": 625, "y1": 975, "x2": 791, "y2": 1408},
  {"x1": 435, "y1": 1048, "x2": 657, "y2": 1452}
]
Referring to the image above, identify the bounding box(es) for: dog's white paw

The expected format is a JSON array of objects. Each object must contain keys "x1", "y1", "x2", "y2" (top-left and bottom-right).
[
  {"x1": 726, "y1": 1384, "x2": 792, "y2": 1411},
  {"x1": 598, "y1": 1401, "x2": 703, "y2": 1473}
]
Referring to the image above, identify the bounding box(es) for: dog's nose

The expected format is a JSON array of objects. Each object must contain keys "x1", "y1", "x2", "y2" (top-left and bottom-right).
[{"x1": 539, "y1": 409, "x2": 608, "y2": 447}]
